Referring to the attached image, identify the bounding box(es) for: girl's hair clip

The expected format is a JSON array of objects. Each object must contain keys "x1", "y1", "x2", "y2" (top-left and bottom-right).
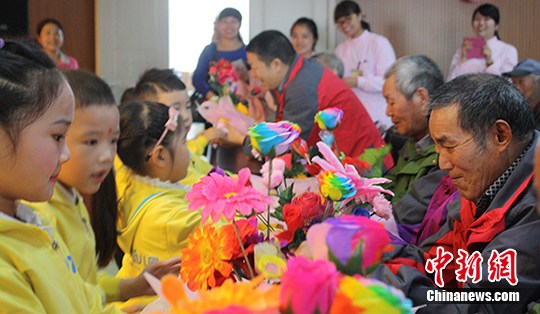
[
  {"x1": 145, "y1": 107, "x2": 180, "y2": 161},
  {"x1": 0, "y1": 38, "x2": 5, "y2": 49}
]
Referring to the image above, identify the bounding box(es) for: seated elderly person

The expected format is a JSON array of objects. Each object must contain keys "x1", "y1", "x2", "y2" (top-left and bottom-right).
[
  {"x1": 382, "y1": 55, "x2": 445, "y2": 204},
  {"x1": 372, "y1": 73, "x2": 540, "y2": 313},
  {"x1": 503, "y1": 58, "x2": 540, "y2": 129},
  {"x1": 311, "y1": 51, "x2": 344, "y2": 78}
]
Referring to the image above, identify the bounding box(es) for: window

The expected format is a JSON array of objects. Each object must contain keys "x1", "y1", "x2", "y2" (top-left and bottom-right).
[{"x1": 169, "y1": 0, "x2": 250, "y2": 77}]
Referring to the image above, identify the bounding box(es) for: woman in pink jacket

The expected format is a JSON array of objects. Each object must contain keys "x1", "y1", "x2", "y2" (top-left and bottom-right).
[{"x1": 447, "y1": 3, "x2": 517, "y2": 81}]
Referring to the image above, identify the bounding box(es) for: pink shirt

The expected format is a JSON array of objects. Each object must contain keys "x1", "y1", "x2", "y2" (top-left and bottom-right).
[
  {"x1": 335, "y1": 30, "x2": 396, "y2": 130},
  {"x1": 57, "y1": 54, "x2": 79, "y2": 71},
  {"x1": 447, "y1": 37, "x2": 517, "y2": 81}
]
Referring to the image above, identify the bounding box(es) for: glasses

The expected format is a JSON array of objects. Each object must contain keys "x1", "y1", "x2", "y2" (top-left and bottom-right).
[{"x1": 336, "y1": 14, "x2": 356, "y2": 27}]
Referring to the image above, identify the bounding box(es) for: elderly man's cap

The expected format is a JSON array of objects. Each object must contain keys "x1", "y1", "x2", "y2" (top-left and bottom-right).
[
  {"x1": 218, "y1": 7, "x2": 242, "y2": 22},
  {"x1": 503, "y1": 58, "x2": 540, "y2": 77}
]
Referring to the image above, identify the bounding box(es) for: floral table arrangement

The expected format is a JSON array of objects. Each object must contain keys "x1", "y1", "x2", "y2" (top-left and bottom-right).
[{"x1": 142, "y1": 114, "x2": 410, "y2": 314}]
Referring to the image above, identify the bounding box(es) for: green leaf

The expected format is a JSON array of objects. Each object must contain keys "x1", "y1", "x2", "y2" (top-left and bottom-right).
[
  {"x1": 286, "y1": 228, "x2": 307, "y2": 250},
  {"x1": 271, "y1": 184, "x2": 295, "y2": 221},
  {"x1": 327, "y1": 240, "x2": 366, "y2": 276}
]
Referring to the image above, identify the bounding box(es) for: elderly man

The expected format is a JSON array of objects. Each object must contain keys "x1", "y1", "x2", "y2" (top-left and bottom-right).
[
  {"x1": 504, "y1": 58, "x2": 540, "y2": 129},
  {"x1": 382, "y1": 55, "x2": 445, "y2": 204},
  {"x1": 373, "y1": 73, "x2": 540, "y2": 313},
  {"x1": 245, "y1": 30, "x2": 393, "y2": 169}
]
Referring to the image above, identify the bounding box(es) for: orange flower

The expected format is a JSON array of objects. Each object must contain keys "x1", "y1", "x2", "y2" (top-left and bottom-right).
[
  {"x1": 162, "y1": 275, "x2": 280, "y2": 314},
  {"x1": 180, "y1": 225, "x2": 235, "y2": 291}
]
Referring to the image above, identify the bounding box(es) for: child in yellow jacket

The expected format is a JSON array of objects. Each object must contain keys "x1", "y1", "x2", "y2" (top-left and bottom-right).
[
  {"x1": 120, "y1": 68, "x2": 224, "y2": 186},
  {"x1": 27, "y1": 70, "x2": 180, "y2": 312},
  {"x1": 116, "y1": 100, "x2": 202, "y2": 306},
  {"x1": 0, "y1": 39, "x2": 109, "y2": 313}
]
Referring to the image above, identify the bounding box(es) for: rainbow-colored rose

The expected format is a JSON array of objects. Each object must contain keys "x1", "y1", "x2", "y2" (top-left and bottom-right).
[
  {"x1": 318, "y1": 170, "x2": 357, "y2": 201},
  {"x1": 306, "y1": 216, "x2": 391, "y2": 276},
  {"x1": 314, "y1": 107, "x2": 344, "y2": 130},
  {"x1": 248, "y1": 121, "x2": 301, "y2": 157}
]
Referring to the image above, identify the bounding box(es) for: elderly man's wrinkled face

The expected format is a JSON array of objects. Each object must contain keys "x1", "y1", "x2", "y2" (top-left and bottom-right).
[{"x1": 429, "y1": 105, "x2": 508, "y2": 201}]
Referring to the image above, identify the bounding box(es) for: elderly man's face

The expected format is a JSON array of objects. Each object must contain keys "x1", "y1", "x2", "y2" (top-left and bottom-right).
[
  {"x1": 511, "y1": 75, "x2": 540, "y2": 110},
  {"x1": 430, "y1": 105, "x2": 507, "y2": 201},
  {"x1": 383, "y1": 75, "x2": 429, "y2": 141}
]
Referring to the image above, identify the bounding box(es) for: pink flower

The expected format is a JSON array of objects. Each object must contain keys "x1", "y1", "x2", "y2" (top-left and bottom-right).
[
  {"x1": 366, "y1": 193, "x2": 392, "y2": 220},
  {"x1": 280, "y1": 256, "x2": 338, "y2": 314},
  {"x1": 186, "y1": 168, "x2": 272, "y2": 222},
  {"x1": 306, "y1": 216, "x2": 391, "y2": 274},
  {"x1": 260, "y1": 158, "x2": 286, "y2": 189},
  {"x1": 312, "y1": 142, "x2": 394, "y2": 217}
]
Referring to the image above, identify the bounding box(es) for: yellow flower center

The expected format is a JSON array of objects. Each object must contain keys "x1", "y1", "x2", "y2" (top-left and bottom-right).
[{"x1": 224, "y1": 192, "x2": 237, "y2": 198}]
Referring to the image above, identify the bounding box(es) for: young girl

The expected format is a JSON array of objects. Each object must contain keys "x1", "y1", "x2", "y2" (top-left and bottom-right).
[
  {"x1": 120, "y1": 68, "x2": 224, "y2": 186},
  {"x1": 27, "y1": 70, "x2": 180, "y2": 310},
  {"x1": 116, "y1": 100, "x2": 201, "y2": 305},
  {"x1": 0, "y1": 39, "x2": 107, "y2": 312}
]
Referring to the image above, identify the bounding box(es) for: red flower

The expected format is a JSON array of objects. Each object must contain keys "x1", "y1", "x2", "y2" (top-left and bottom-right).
[
  {"x1": 220, "y1": 217, "x2": 260, "y2": 259},
  {"x1": 277, "y1": 192, "x2": 328, "y2": 242},
  {"x1": 341, "y1": 156, "x2": 371, "y2": 174},
  {"x1": 305, "y1": 163, "x2": 322, "y2": 176},
  {"x1": 291, "y1": 138, "x2": 309, "y2": 160}
]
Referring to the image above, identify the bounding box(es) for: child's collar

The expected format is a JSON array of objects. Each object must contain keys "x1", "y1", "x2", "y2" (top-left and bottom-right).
[{"x1": 130, "y1": 171, "x2": 190, "y2": 191}]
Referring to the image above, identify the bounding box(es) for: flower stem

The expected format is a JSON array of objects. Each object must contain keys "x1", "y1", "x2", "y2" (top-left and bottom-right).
[
  {"x1": 232, "y1": 219, "x2": 255, "y2": 279},
  {"x1": 266, "y1": 158, "x2": 273, "y2": 239},
  {"x1": 322, "y1": 201, "x2": 332, "y2": 221},
  {"x1": 332, "y1": 130, "x2": 340, "y2": 157}
]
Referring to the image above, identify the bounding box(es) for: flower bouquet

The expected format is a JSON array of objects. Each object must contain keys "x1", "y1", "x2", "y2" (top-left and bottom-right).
[{"x1": 197, "y1": 58, "x2": 255, "y2": 135}]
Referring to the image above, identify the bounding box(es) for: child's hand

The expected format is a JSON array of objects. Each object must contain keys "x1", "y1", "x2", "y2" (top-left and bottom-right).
[
  {"x1": 119, "y1": 256, "x2": 181, "y2": 300},
  {"x1": 219, "y1": 123, "x2": 247, "y2": 147},
  {"x1": 202, "y1": 127, "x2": 227, "y2": 142}
]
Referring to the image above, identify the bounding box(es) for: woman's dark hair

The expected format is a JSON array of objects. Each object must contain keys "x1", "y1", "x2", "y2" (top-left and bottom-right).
[
  {"x1": 472, "y1": 3, "x2": 500, "y2": 39},
  {"x1": 0, "y1": 39, "x2": 65, "y2": 149},
  {"x1": 290, "y1": 17, "x2": 319, "y2": 51},
  {"x1": 36, "y1": 18, "x2": 64, "y2": 35},
  {"x1": 64, "y1": 70, "x2": 118, "y2": 268},
  {"x1": 117, "y1": 101, "x2": 183, "y2": 176},
  {"x1": 334, "y1": 0, "x2": 371, "y2": 32}
]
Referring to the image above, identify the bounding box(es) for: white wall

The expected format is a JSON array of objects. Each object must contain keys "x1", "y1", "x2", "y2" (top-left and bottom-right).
[
  {"x1": 249, "y1": 0, "x2": 338, "y2": 51},
  {"x1": 96, "y1": 0, "x2": 169, "y2": 101},
  {"x1": 95, "y1": 0, "x2": 334, "y2": 100}
]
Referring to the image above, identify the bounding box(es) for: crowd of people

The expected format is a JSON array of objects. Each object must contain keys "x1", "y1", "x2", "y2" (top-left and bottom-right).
[{"x1": 0, "y1": 1, "x2": 539, "y2": 313}]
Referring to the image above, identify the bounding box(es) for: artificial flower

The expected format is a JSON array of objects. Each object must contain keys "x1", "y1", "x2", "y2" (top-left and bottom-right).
[
  {"x1": 318, "y1": 129, "x2": 335, "y2": 147},
  {"x1": 198, "y1": 96, "x2": 254, "y2": 135},
  {"x1": 180, "y1": 225, "x2": 235, "y2": 291},
  {"x1": 313, "y1": 142, "x2": 394, "y2": 217},
  {"x1": 260, "y1": 158, "x2": 286, "y2": 189},
  {"x1": 248, "y1": 121, "x2": 301, "y2": 157},
  {"x1": 330, "y1": 276, "x2": 413, "y2": 314},
  {"x1": 280, "y1": 256, "x2": 338, "y2": 314},
  {"x1": 220, "y1": 217, "x2": 261, "y2": 259},
  {"x1": 291, "y1": 138, "x2": 310, "y2": 160},
  {"x1": 276, "y1": 192, "x2": 329, "y2": 243},
  {"x1": 162, "y1": 275, "x2": 280, "y2": 314},
  {"x1": 318, "y1": 170, "x2": 357, "y2": 202},
  {"x1": 254, "y1": 240, "x2": 287, "y2": 279},
  {"x1": 186, "y1": 168, "x2": 271, "y2": 222},
  {"x1": 314, "y1": 107, "x2": 344, "y2": 130},
  {"x1": 306, "y1": 216, "x2": 391, "y2": 275}
]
